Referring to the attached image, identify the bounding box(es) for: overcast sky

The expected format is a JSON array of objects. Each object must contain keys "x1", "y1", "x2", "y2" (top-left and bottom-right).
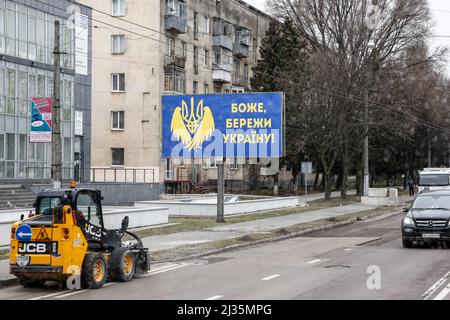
[{"x1": 245, "y1": 0, "x2": 450, "y2": 73}]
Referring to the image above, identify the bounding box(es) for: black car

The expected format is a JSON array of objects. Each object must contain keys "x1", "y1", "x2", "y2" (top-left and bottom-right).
[{"x1": 402, "y1": 190, "x2": 450, "y2": 248}]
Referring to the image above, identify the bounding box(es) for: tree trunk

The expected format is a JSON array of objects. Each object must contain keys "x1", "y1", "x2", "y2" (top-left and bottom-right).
[
  {"x1": 341, "y1": 144, "x2": 348, "y2": 199},
  {"x1": 314, "y1": 172, "x2": 320, "y2": 190},
  {"x1": 273, "y1": 173, "x2": 279, "y2": 196}
]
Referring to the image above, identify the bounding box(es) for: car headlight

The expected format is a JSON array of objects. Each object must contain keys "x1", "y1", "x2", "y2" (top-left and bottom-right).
[{"x1": 403, "y1": 216, "x2": 415, "y2": 227}]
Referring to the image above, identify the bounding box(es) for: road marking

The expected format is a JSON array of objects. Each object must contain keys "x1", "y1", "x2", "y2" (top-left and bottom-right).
[
  {"x1": 205, "y1": 295, "x2": 223, "y2": 300},
  {"x1": 261, "y1": 274, "x2": 280, "y2": 281},
  {"x1": 419, "y1": 271, "x2": 450, "y2": 300},
  {"x1": 55, "y1": 290, "x2": 88, "y2": 299},
  {"x1": 29, "y1": 264, "x2": 188, "y2": 300},
  {"x1": 307, "y1": 259, "x2": 321, "y2": 264},
  {"x1": 434, "y1": 284, "x2": 450, "y2": 300},
  {"x1": 29, "y1": 291, "x2": 67, "y2": 300},
  {"x1": 344, "y1": 248, "x2": 352, "y2": 251},
  {"x1": 143, "y1": 263, "x2": 188, "y2": 277}
]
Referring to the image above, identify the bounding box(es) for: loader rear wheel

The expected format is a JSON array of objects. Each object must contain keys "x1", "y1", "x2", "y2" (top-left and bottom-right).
[
  {"x1": 110, "y1": 247, "x2": 135, "y2": 282},
  {"x1": 81, "y1": 252, "x2": 108, "y2": 289}
]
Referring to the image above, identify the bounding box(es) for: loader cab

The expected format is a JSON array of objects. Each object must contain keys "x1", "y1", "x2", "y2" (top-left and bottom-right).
[
  {"x1": 35, "y1": 188, "x2": 104, "y2": 229},
  {"x1": 73, "y1": 189, "x2": 104, "y2": 229}
]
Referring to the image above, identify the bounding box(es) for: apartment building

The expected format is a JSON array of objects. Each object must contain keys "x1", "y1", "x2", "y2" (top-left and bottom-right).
[
  {"x1": 78, "y1": 0, "x2": 271, "y2": 187},
  {"x1": 162, "y1": 0, "x2": 271, "y2": 188},
  {"x1": 0, "y1": 0, "x2": 92, "y2": 183}
]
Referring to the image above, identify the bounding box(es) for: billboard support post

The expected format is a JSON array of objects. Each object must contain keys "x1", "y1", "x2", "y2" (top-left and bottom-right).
[{"x1": 217, "y1": 158, "x2": 225, "y2": 223}]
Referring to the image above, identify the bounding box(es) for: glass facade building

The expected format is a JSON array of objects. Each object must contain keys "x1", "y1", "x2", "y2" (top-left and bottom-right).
[{"x1": 0, "y1": 0, "x2": 92, "y2": 182}]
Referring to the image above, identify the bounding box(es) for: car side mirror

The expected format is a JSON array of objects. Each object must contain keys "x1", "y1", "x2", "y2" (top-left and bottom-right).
[
  {"x1": 121, "y1": 216, "x2": 129, "y2": 233},
  {"x1": 403, "y1": 207, "x2": 409, "y2": 213}
]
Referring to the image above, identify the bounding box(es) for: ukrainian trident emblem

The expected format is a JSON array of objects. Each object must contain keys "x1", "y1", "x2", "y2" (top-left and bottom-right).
[{"x1": 171, "y1": 97, "x2": 215, "y2": 151}]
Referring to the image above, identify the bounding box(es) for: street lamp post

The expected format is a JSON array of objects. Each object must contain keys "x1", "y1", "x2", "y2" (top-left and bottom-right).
[{"x1": 363, "y1": 40, "x2": 375, "y2": 197}]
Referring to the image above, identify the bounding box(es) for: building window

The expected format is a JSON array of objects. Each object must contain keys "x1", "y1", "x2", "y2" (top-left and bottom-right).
[
  {"x1": 229, "y1": 158, "x2": 239, "y2": 169},
  {"x1": 204, "y1": 16, "x2": 210, "y2": 35},
  {"x1": 214, "y1": 86, "x2": 221, "y2": 94},
  {"x1": 111, "y1": 35, "x2": 125, "y2": 54},
  {"x1": 193, "y1": 46, "x2": 198, "y2": 74},
  {"x1": 234, "y1": 60, "x2": 241, "y2": 76},
  {"x1": 204, "y1": 83, "x2": 209, "y2": 94},
  {"x1": 112, "y1": 73, "x2": 125, "y2": 92},
  {"x1": 204, "y1": 49, "x2": 209, "y2": 68},
  {"x1": 193, "y1": 11, "x2": 198, "y2": 40},
  {"x1": 112, "y1": 148, "x2": 124, "y2": 166},
  {"x1": 165, "y1": 158, "x2": 173, "y2": 180},
  {"x1": 193, "y1": 81, "x2": 198, "y2": 94},
  {"x1": 166, "y1": 37, "x2": 175, "y2": 56},
  {"x1": 204, "y1": 158, "x2": 217, "y2": 168},
  {"x1": 112, "y1": 0, "x2": 125, "y2": 16},
  {"x1": 6, "y1": 69, "x2": 15, "y2": 115},
  {"x1": 164, "y1": 68, "x2": 186, "y2": 94},
  {"x1": 111, "y1": 111, "x2": 125, "y2": 130},
  {"x1": 182, "y1": 42, "x2": 187, "y2": 57},
  {"x1": 253, "y1": 38, "x2": 257, "y2": 60}
]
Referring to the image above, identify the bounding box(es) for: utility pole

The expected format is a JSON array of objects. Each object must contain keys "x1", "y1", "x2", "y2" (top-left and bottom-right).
[
  {"x1": 363, "y1": 89, "x2": 369, "y2": 197},
  {"x1": 52, "y1": 20, "x2": 62, "y2": 189},
  {"x1": 428, "y1": 125, "x2": 432, "y2": 167}
]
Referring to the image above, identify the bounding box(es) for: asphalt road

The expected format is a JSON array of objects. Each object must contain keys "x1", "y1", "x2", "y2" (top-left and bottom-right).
[{"x1": 2, "y1": 210, "x2": 450, "y2": 300}]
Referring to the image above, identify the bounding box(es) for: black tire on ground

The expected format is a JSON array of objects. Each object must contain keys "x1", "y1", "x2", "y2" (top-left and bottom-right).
[
  {"x1": 402, "y1": 239, "x2": 414, "y2": 248},
  {"x1": 81, "y1": 252, "x2": 108, "y2": 289},
  {"x1": 18, "y1": 277, "x2": 45, "y2": 288},
  {"x1": 110, "y1": 247, "x2": 136, "y2": 282}
]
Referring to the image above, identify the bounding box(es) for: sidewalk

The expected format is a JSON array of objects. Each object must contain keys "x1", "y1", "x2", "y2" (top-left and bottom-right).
[{"x1": 0, "y1": 193, "x2": 413, "y2": 283}]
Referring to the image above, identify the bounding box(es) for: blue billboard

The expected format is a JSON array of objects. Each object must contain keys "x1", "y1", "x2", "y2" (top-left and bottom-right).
[{"x1": 162, "y1": 93, "x2": 284, "y2": 158}]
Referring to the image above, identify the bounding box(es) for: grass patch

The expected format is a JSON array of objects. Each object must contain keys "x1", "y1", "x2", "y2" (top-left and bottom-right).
[
  {"x1": 151, "y1": 206, "x2": 397, "y2": 262},
  {"x1": 0, "y1": 249, "x2": 9, "y2": 260},
  {"x1": 132, "y1": 196, "x2": 361, "y2": 240}
]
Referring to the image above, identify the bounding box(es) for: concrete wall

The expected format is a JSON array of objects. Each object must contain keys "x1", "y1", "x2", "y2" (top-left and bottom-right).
[
  {"x1": 29, "y1": 183, "x2": 164, "y2": 205},
  {"x1": 136, "y1": 196, "x2": 303, "y2": 217}
]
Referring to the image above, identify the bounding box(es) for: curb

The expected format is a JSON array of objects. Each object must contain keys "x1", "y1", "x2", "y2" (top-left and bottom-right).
[
  {"x1": 154, "y1": 208, "x2": 401, "y2": 263},
  {"x1": 0, "y1": 277, "x2": 17, "y2": 288}
]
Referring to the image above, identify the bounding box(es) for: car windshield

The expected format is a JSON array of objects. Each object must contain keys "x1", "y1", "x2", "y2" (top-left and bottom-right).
[
  {"x1": 412, "y1": 195, "x2": 450, "y2": 210},
  {"x1": 38, "y1": 197, "x2": 62, "y2": 215},
  {"x1": 419, "y1": 174, "x2": 449, "y2": 186}
]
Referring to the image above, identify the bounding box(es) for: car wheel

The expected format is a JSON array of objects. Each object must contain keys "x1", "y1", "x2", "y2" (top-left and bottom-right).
[{"x1": 402, "y1": 239, "x2": 414, "y2": 248}]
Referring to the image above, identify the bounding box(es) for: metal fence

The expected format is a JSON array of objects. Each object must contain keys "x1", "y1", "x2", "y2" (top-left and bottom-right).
[
  {"x1": 5, "y1": 166, "x2": 158, "y2": 185},
  {"x1": 90, "y1": 168, "x2": 156, "y2": 184}
]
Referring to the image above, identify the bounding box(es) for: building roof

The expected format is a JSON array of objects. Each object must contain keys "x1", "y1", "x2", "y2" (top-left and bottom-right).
[{"x1": 234, "y1": 0, "x2": 274, "y2": 20}]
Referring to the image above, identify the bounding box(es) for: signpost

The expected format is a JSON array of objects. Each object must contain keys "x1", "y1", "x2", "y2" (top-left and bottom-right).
[
  {"x1": 162, "y1": 93, "x2": 284, "y2": 222},
  {"x1": 301, "y1": 162, "x2": 313, "y2": 205}
]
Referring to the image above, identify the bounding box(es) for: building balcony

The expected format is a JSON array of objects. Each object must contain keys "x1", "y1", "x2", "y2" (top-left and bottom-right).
[
  {"x1": 233, "y1": 43, "x2": 249, "y2": 58},
  {"x1": 212, "y1": 69, "x2": 232, "y2": 83},
  {"x1": 164, "y1": 54, "x2": 186, "y2": 69},
  {"x1": 233, "y1": 76, "x2": 248, "y2": 88},
  {"x1": 165, "y1": 15, "x2": 187, "y2": 34},
  {"x1": 213, "y1": 35, "x2": 233, "y2": 51}
]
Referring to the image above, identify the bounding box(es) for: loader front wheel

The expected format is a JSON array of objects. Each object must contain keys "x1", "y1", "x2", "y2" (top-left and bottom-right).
[
  {"x1": 110, "y1": 247, "x2": 135, "y2": 282},
  {"x1": 81, "y1": 252, "x2": 108, "y2": 289}
]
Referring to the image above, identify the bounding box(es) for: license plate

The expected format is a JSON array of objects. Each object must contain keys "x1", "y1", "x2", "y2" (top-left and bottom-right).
[
  {"x1": 16, "y1": 255, "x2": 30, "y2": 267},
  {"x1": 422, "y1": 233, "x2": 440, "y2": 239}
]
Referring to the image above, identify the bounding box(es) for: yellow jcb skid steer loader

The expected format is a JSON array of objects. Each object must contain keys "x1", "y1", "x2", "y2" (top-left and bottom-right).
[{"x1": 9, "y1": 185, "x2": 150, "y2": 289}]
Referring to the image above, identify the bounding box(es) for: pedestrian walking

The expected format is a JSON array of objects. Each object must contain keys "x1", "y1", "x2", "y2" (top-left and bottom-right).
[{"x1": 408, "y1": 176, "x2": 415, "y2": 197}]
